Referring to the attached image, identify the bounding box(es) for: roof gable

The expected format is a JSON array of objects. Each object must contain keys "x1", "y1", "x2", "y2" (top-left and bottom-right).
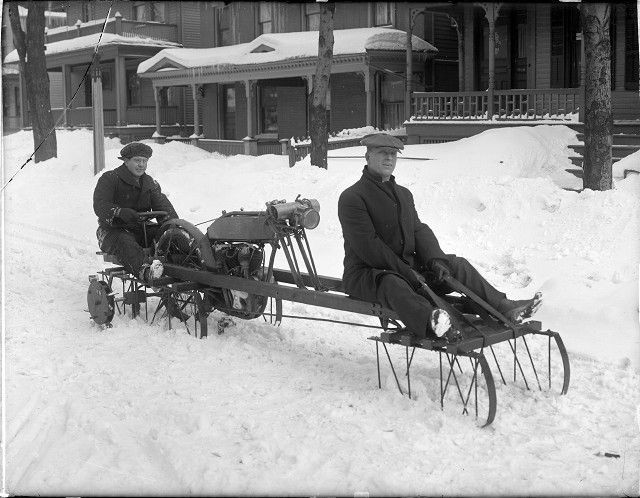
[{"x1": 250, "y1": 43, "x2": 275, "y2": 53}]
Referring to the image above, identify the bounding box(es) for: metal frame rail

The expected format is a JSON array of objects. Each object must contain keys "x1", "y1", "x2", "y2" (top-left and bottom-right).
[{"x1": 159, "y1": 264, "x2": 570, "y2": 427}]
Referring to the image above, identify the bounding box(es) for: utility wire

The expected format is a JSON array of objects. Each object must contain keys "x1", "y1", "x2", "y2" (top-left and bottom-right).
[{"x1": 1, "y1": 1, "x2": 115, "y2": 193}]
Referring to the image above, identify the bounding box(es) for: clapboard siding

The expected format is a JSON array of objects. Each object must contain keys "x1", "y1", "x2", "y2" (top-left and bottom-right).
[
  {"x1": 234, "y1": 82, "x2": 248, "y2": 139},
  {"x1": 199, "y1": 3, "x2": 218, "y2": 47},
  {"x1": 202, "y1": 83, "x2": 219, "y2": 137},
  {"x1": 612, "y1": 91, "x2": 640, "y2": 121},
  {"x1": 330, "y1": 73, "x2": 366, "y2": 132},
  {"x1": 277, "y1": 82, "x2": 307, "y2": 139},
  {"x1": 335, "y1": 3, "x2": 370, "y2": 30},
  {"x1": 48, "y1": 71, "x2": 65, "y2": 107},
  {"x1": 235, "y1": 3, "x2": 257, "y2": 44}
]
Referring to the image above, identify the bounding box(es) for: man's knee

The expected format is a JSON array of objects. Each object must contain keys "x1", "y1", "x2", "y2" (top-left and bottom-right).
[
  {"x1": 446, "y1": 255, "x2": 473, "y2": 275},
  {"x1": 377, "y1": 273, "x2": 414, "y2": 295}
]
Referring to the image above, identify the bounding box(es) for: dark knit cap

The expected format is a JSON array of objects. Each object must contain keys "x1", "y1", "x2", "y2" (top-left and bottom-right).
[{"x1": 119, "y1": 142, "x2": 153, "y2": 160}]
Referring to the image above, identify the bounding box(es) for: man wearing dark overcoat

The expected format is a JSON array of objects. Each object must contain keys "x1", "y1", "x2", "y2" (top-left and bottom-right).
[
  {"x1": 93, "y1": 142, "x2": 178, "y2": 284},
  {"x1": 338, "y1": 133, "x2": 540, "y2": 339}
]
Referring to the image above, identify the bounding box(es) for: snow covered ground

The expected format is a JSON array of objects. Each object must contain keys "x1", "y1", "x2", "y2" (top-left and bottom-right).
[{"x1": 2, "y1": 126, "x2": 639, "y2": 495}]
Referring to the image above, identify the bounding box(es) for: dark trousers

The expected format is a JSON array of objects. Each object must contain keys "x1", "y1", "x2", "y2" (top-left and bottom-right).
[
  {"x1": 375, "y1": 256, "x2": 506, "y2": 338},
  {"x1": 97, "y1": 226, "x2": 161, "y2": 277}
]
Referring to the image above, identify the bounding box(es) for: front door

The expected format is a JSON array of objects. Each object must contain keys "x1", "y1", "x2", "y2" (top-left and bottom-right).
[{"x1": 550, "y1": 4, "x2": 581, "y2": 88}]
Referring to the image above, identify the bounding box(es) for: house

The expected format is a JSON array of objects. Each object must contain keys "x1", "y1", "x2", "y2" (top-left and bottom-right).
[
  {"x1": 404, "y1": 2, "x2": 640, "y2": 146},
  {"x1": 1, "y1": 2, "x2": 67, "y2": 131},
  {"x1": 137, "y1": 27, "x2": 436, "y2": 154},
  {"x1": 3, "y1": 1, "x2": 638, "y2": 156},
  {"x1": 2, "y1": 1, "x2": 456, "y2": 145}
]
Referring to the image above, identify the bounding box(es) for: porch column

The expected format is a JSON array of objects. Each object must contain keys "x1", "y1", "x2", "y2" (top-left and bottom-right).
[
  {"x1": 91, "y1": 62, "x2": 105, "y2": 174},
  {"x1": 484, "y1": 4, "x2": 499, "y2": 119},
  {"x1": 363, "y1": 67, "x2": 373, "y2": 126},
  {"x1": 153, "y1": 86, "x2": 164, "y2": 140},
  {"x1": 191, "y1": 84, "x2": 201, "y2": 138},
  {"x1": 304, "y1": 74, "x2": 313, "y2": 136},
  {"x1": 61, "y1": 64, "x2": 70, "y2": 126},
  {"x1": 19, "y1": 71, "x2": 26, "y2": 128},
  {"x1": 405, "y1": 8, "x2": 413, "y2": 121},
  {"x1": 114, "y1": 54, "x2": 126, "y2": 126},
  {"x1": 244, "y1": 79, "x2": 256, "y2": 137},
  {"x1": 463, "y1": 4, "x2": 475, "y2": 91}
]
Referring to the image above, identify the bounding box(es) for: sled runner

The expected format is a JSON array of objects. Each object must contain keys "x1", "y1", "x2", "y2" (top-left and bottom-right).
[{"x1": 87, "y1": 199, "x2": 570, "y2": 427}]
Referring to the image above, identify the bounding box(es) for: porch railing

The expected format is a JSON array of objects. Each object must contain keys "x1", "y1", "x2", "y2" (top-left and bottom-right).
[
  {"x1": 51, "y1": 106, "x2": 176, "y2": 126},
  {"x1": 196, "y1": 139, "x2": 245, "y2": 156},
  {"x1": 287, "y1": 136, "x2": 366, "y2": 167},
  {"x1": 120, "y1": 20, "x2": 178, "y2": 42},
  {"x1": 46, "y1": 18, "x2": 178, "y2": 44},
  {"x1": 411, "y1": 88, "x2": 581, "y2": 121},
  {"x1": 126, "y1": 106, "x2": 178, "y2": 125}
]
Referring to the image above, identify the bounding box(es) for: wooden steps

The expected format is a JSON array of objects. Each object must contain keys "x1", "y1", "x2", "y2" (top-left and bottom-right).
[{"x1": 567, "y1": 124, "x2": 640, "y2": 171}]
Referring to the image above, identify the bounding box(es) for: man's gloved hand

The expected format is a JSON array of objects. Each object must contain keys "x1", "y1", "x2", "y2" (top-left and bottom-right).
[
  {"x1": 157, "y1": 213, "x2": 171, "y2": 224},
  {"x1": 428, "y1": 258, "x2": 451, "y2": 283},
  {"x1": 116, "y1": 207, "x2": 141, "y2": 225}
]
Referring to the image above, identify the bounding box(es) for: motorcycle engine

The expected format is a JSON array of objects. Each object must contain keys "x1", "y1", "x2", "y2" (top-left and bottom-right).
[{"x1": 212, "y1": 243, "x2": 268, "y2": 318}]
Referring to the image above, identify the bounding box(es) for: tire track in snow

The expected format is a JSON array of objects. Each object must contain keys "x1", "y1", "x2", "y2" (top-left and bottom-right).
[
  {"x1": 6, "y1": 221, "x2": 96, "y2": 249},
  {"x1": 6, "y1": 398, "x2": 71, "y2": 491}
]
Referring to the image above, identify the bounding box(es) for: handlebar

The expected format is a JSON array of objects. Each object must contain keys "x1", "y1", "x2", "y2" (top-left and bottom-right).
[{"x1": 137, "y1": 210, "x2": 168, "y2": 221}]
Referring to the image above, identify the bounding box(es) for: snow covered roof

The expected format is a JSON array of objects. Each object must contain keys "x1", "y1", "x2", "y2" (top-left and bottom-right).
[
  {"x1": 17, "y1": 5, "x2": 66, "y2": 18},
  {"x1": 3, "y1": 32, "x2": 181, "y2": 64},
  {"x1": 138, "y1": 27, "x2": 437, "y2": 74}
]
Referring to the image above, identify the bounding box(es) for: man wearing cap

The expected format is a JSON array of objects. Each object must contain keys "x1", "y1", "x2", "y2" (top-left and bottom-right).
[
  {"x1": 337, "y1": 132, "x2": 541, "y2": 340},
  {"x1": 93, "y1": 142, "x2": 178, "y2": 284}
]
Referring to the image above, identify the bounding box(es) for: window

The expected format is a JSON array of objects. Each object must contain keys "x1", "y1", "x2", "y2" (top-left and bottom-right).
[
  {"x1": 126, "y1": 69, "x2": 141, "y2": 105},
  {"x1": 305, "y1": 3, "x2": 320, "y2": 31},
  {"x1": 151, "y1": 3, "x2": 165, "y2": 22},
  {"x1": 219, "y1": 6, "x2": 232, "y2": 45},
  {"x1": 223, "y1": 85, "x2": 236, "y2": 139},
  {"x1": 625, "y1": 4, "x2": 638, "y2": 91},
  {"x1": 15, "y1": 86, "x2": 20, "y2": 116},
  {"x1": 133, "y1": 2, "x2": 165, "y2": 22},
  {"x1": 133, "y1": 3, "x2": 147, "y2": 21},
  {"x1": 259, "y1": 85, "x2": 278, "y2": 133},
  {"x1": 258, "y1": 3, "x2": 272, "y2": 34},
  {"x1": 374, "y1": 2, "x2": 392, "y2": 27}
]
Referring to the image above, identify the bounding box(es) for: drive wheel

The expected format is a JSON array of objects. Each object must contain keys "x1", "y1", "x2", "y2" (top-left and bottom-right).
[{"x1": 155, "y1": 220, "x2": 216, "y2": 337}]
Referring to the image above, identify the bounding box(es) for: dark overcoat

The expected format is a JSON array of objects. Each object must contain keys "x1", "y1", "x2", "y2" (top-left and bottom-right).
[
  {"x1": 93, "y1": 164, "x2": 177, "y2": 233},
  {"x1": 337, "y1": 167, "x2": 447, "y2": 302}
]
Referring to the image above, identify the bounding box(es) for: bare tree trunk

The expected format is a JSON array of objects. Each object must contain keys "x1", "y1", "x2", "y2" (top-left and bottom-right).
[
  {"x1": 8, "y1": 1, "x2": 57, "y2": 163},
  {"x1": 309, "y1": 2, "x2": 335, "y2": 169},
  {"x1": 581, "y1": 3, "x2": 612, "y2": 190}
]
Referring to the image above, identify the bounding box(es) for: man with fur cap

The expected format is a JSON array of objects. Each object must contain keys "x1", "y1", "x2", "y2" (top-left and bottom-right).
[{"x1": 93, "y1": 141, "x2": 178, "y2": 284}]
